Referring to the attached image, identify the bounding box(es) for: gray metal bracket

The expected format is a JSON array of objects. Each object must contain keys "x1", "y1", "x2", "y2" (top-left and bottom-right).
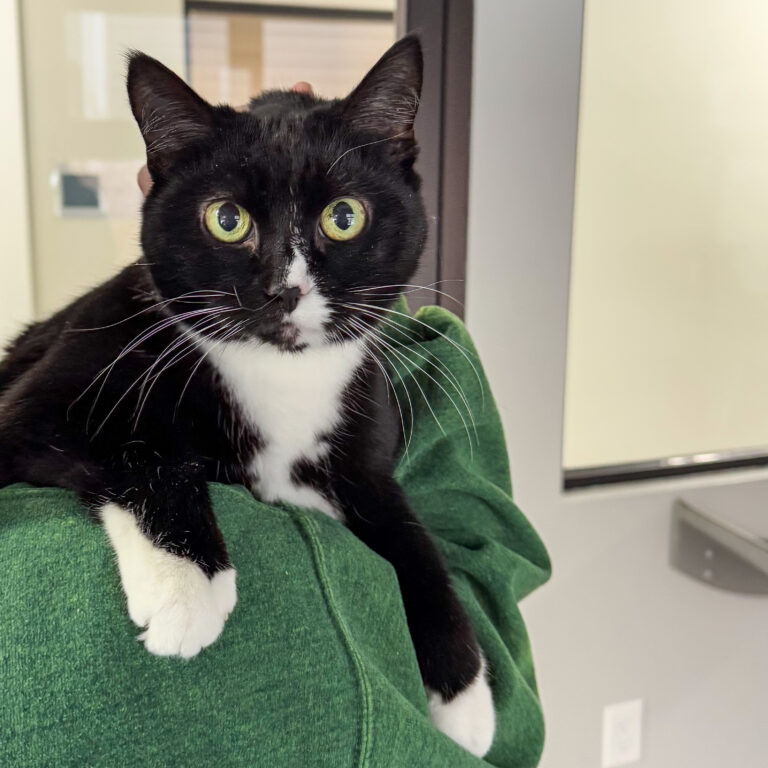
[{"x1": 670, "y1": 499, "x2": 768, "y2": 595}]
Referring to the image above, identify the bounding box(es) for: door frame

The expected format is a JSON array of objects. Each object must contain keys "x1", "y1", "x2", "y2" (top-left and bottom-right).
[{"x1": 401, "y1": 0, "x2": 473, "y2": 315}]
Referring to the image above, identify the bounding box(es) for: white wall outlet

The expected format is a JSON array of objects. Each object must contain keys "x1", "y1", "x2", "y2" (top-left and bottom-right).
[{"x1": 601, "y1": 699, "x2": 643, "y2": 767}]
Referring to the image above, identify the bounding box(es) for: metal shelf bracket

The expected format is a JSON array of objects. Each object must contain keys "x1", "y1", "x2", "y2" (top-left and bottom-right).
[{"x1": 670, "y1": 499, "x2": 768, "y2": 595}]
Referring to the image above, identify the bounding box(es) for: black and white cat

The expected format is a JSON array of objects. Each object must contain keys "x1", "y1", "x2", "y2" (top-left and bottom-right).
[{"x1": 0, "y1": 37, "x2": 494, "y2": 756}]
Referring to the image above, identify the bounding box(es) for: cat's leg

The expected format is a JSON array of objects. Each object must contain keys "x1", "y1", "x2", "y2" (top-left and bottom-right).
[
  {"x1": 333, "y1": 474, "x2": 495, "y2": 758},
  {"x1": 82, "y1": 459, "x2": 236, "y2": 659}
]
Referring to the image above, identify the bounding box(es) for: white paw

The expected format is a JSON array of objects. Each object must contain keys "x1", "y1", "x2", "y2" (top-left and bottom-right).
[
  {"x1": 210, "y1": 567, "x2": 238, "y2": 618},
  {"x1": 101, "y1": 504, "x2": 237, "y2": 659},
  {"x1": 427, "y1": 658, "x2": 496, "y2": 758},
  {"x1": 136, "y1": 563, "x2": 237, "y2": 659}
]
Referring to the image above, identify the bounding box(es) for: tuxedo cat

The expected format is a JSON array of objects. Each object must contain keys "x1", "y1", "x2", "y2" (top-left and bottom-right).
[{"x1": 0, "y1": 37, "x2": 494, "y2": 756}]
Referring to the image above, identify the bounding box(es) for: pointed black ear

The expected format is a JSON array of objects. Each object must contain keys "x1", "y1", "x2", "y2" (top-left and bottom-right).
[
  {"x1": 341, "y1": 35, "x2": 423, "y2": 138},
  {"x1": 127, "y1": 52, "x2": 214, "y2": 178}
]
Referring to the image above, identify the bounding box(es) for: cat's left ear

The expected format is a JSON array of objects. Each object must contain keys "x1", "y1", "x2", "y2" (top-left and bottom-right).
[
  {"x1": 127, "y1": 51, "x2": 214, "y2": 178},
  {"x1": 340, "y1": 35, "x2": 423, "y2": 140}
]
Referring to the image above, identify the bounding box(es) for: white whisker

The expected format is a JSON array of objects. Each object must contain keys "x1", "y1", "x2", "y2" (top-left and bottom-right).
[
  {"x1": 346, "y1": 305, "x2": 478, "y2": 443},
  {"x1": 91, "y1": 312, "x2": 236, "y2": 438},
  {"x1": 131, "y1": 315, "x2": 233, "y2": 431},
  {"x1": 326, "y1": 130, "x2": 411, "y2": 175},
  {"x1": 343, "y1": 301, "x2": 485, "y2": 407},
  {"x1": 77, "y1": 306, "x2": 236, "y2": 431},
  {"x1": 344, "y1": 317, "x2": 414, "y2": 455},
  {"x1": 347, "y1": 314, "x2": 444, "y2": 441},
  {"x1": 348, "y1": 282, "x2": 464, "y2": 308}
]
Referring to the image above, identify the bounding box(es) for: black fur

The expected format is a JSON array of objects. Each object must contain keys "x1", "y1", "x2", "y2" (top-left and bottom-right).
[{"x1": 0, "y1": 37, "x2": 481, "y2": 699}]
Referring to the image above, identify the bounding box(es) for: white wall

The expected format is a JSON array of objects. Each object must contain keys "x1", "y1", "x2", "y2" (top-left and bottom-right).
[
  {"x1": 0, "y1": 0, "x2": 34, "y2": 347},
  {"x1": 466, "y1": 2, "x2": 768, "y2": 767}
]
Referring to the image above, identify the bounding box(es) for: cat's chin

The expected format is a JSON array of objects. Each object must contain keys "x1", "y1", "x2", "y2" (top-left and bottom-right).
[
  {"x1": 272, "y1": 340, "x2": 309, "y2": 353},
  {"x1": 257, "y1": 321, "x2": 319, "y2": 353},
  {"x1": 274, "y1": 321, "x2": 302, "y2": 349}
]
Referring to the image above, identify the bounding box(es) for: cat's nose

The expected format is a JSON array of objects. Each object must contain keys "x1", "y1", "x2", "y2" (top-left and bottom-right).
[{"x1": 268, "y1": 286, "x2": 301, "y2": 314}]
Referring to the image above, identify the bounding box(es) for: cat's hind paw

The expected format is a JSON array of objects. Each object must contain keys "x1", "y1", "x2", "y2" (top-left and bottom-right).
[{"x1": 427, "y1": 659, "x2": 496, "y2": 758}]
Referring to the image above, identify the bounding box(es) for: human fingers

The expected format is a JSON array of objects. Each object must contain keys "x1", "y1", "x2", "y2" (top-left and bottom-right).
[{"x1": 137, "y1": 164, "x2": 153, "y2": 197}]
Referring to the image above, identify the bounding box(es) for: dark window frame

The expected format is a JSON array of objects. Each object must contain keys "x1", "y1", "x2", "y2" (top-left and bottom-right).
[
  {"x1": 564, "y1": 450, "x2": 768, "y2": 490},
  {"x1": 403, "y1": 0, "x2": 473, "y2": 316}
]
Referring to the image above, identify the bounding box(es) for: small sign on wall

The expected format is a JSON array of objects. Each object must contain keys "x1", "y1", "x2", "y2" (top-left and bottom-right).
[
  {"x1": 53, "y1": 161, "x2": 143, "y2": 219},
  {"x1": 60, "y1": 173, "x2": 101, "y2": 215}
]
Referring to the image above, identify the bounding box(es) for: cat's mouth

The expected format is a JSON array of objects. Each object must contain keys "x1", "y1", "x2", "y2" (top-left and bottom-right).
[
  {"x1": 261, "y1": 320, "x2": 308, "y2": 353},
  {"x1": 278, "y1": 322, "x2": 300, "y2": 347}
]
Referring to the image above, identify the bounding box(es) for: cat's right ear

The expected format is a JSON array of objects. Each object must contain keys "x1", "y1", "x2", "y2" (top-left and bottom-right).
[{"x1": 127, "y1": 52, "x2": 214, "y2": 178}]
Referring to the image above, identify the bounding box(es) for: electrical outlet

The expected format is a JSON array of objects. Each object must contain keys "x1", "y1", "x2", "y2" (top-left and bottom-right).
[{"x1": 602, "y1": 699, "x2": 643, "y2": 767}]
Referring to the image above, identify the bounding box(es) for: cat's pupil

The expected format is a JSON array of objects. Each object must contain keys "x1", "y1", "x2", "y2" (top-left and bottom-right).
[
  {"x1": 332, "y1": 201, "x2": 354, "y2": 231},
  {"x1": 217, "y1": 203, "x2": 240, "y2": 232}
]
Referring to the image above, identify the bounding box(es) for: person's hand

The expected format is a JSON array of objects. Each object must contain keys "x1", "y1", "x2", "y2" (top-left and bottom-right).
[{"x1": 137, "y1": 82, "x2": 314, "y2": 197}]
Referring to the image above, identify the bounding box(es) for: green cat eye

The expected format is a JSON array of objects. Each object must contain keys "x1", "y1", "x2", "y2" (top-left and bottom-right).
[
  {"x1": 320, "y1": 198, "x2": 366, "y2": 242},
  {"x1": 204, "y1": 201, "x2": 252, "y2": 243}
]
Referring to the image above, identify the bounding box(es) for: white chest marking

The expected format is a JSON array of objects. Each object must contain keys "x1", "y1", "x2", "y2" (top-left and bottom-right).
[{"x1": 206, "y1": 339, "x2": 365, "y2": 519}]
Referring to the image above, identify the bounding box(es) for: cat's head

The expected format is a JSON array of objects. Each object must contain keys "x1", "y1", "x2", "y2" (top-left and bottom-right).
[{"x1": 128, "y1": 36, "x2": 426, "y2": 352}]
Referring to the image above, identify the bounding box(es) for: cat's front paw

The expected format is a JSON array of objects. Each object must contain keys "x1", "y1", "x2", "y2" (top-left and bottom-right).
[
  {"x1": 427, "y1": 658, "x2": 496, "y2": 758},
  {"x1": 101, "y1": 504, "x2": 237, "y2": 659},
  {"x1": 136, "y1": 566, "x2": 237, "y2": 659}
]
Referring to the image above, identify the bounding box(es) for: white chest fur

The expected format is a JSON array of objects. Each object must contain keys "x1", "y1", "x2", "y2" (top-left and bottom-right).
[{"x1": 205, "y1": 339, "x2": 365, "y2": 519}]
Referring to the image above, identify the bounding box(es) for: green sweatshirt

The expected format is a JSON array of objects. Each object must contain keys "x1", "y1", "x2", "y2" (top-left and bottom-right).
[{"x1": 0, "y1": 305, "x2": 551, "y2": 768}]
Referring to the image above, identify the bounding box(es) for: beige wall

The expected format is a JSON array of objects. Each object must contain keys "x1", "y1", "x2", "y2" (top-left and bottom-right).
[
  {"x1": 564, "y1": 0, "x2": 768, "y2": 468},
  {"x1": 0, "y1": 0, "x2": 34, "y2": 347},
  {"x1": 188, "y1": 13, "x2": 265, "y2": 105},
  {"x1": 20, "y1": 0, "x2": 185, "y2": 317}
]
